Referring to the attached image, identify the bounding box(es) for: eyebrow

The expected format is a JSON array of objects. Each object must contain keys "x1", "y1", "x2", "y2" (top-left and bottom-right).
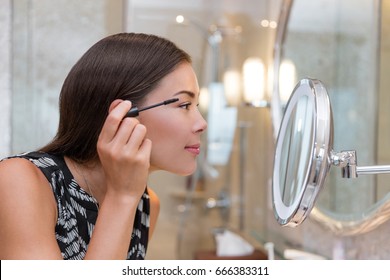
[{"x1": 173, "y1": 90, "x2": 196, "y2": 98}]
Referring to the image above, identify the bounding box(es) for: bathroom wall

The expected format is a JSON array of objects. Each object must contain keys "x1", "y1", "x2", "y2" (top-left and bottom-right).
[
  {"x1": 0, "y1": 0, "x2": 12, "y2": 159},
  {"x1": 11, "y1": 0, "x2": 123, "y2": 154}
]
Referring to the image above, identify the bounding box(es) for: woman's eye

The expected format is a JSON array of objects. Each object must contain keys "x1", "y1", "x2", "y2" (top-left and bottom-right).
[{"x1": 179, "y1": 102, "x2": 191, "y2": 110}]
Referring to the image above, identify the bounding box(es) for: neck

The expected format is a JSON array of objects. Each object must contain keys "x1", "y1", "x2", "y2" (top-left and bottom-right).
[{"x1": 65, "y1": 157, "x2": 106, "y2": 204}]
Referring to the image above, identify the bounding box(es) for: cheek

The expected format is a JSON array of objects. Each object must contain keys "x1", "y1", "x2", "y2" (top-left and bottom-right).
[
  {"x1": 149, "y1": 128, "x2": 187, "y2": 173},
  {"x1": 144, "y1": 114, "x2": 182, "y2": 157},
  {"x1": 143, "y1": 114, "x2": 197, "y2": 175},
  {"x1": 145, "y1": 115, "x2": 179, "y2": 144}
]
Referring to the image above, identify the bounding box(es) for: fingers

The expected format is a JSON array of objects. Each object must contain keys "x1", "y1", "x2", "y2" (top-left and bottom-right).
[
  {"x1": 99, "y1": 100, "x2": 132, "y2": 143},
  {"x1": 114, "y1": 118, "x2": 147, "y2": 151},
  {"x1": 138, "y1": 138, "x2": 152, "y2": 159},
  {"x1": 108, "y1": 99, "x2": 124, "y2": 113},
  {"x1": 96, "y1": 100, "x2": 152, "y2": 199},
  {"x1": 98, "y1": 99, "x2": 151, "y2": 157}
]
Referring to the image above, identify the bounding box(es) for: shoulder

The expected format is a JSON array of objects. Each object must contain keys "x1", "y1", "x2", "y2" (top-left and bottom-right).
[
  {"x1": 147, "y1": 187, "x2": 160, "y2": 212},
  {"x1": 0, "y1": 157, "x2": 61, "y2": 259},
  {"x1": 146, "y1": 187, "x2": 160, "y2": 240},
  {"x1": 0, "y1": 155, "x2": 49, "y2": 186},
  {"x1": 0, "y1": 156, "x2": 57, "y2": 216},
  {"x1": 0, "y1": 156, "x2": 44, "y2": 184}
]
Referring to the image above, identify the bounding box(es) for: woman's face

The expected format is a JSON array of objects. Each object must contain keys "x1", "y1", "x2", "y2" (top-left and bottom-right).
[{"x1": 138, "y1": 62, "x2": 207, "y2": 176}]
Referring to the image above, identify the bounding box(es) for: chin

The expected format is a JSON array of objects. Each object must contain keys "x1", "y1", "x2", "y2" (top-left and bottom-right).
[
  {"x1": 151, "y1": 160, "x2": 197, "y2": 176},
  {"x1": 173, "y1": 163, "x2": 198, "y2": 176}
]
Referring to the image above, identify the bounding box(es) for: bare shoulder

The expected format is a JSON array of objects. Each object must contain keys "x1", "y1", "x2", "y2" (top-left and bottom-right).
[
  {"x1": 0, "y1": 156, "x2": 40, "y2": 175},
  {"x1": 147, "y1": 187, "x2": 160, "y2": 240},
  {"x1": 0, "y1": 157, "x2": 61, "y2": 259},
  {"x1": 147, "y1": 187, "x2": 160, "y2": 210},
  {"x1": 0, "y1": 157, "x2": 53, "y2": 200}
]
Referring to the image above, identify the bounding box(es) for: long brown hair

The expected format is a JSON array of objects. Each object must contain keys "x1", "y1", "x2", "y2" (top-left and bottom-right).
[{"x1": 40, "y1": 33, "x2": 191, "y2": 163}]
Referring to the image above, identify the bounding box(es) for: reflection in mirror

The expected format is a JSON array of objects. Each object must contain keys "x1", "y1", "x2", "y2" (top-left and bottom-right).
[
  {"x1": 279, "y1": 94, "x2": 313, "y2": 207},
  {"x1": 273, "y1": 78, "x2": 330, "y2": 226},
  {"x1": 272, "y1": 0, "x2": 389, "y2": 235}
]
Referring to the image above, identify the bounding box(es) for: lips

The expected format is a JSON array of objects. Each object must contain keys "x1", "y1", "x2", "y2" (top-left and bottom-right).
[{"x1": 185, "y1": 144, "x2": 200, "y2": 155}]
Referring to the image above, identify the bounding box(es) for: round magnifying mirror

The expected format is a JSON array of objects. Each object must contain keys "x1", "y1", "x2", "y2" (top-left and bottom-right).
[{"x1": 272, "y1": 78, "x2": 333, "y2": 227}]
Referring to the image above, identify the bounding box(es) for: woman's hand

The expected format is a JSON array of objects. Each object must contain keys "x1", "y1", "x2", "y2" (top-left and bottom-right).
[{"x1": 97, "y1": 100, "x2": 152, "y2": 200}]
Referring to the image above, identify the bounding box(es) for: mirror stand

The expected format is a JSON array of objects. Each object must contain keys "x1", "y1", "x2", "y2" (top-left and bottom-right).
[{"x1": 331, "y1": 150, "x2": 390, "y2": 178}]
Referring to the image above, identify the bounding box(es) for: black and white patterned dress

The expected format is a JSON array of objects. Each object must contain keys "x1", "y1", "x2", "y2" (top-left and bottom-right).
[{"x1": 2, "y1": 151, "x2": 150, "y2": 260}]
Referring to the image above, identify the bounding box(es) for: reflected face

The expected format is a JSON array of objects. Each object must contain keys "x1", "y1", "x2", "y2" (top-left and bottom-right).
[{"x1": 138, "y1": 62, "x2": 207, "y2": 176}]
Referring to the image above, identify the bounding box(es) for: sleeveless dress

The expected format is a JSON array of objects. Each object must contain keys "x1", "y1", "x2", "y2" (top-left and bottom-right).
[{"x1": 2, "y1": 151, "x2": 150, "y2": 260}]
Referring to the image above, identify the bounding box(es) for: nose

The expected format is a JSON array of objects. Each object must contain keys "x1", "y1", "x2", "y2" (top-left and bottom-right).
[{"x1": 194, "y1": 111, "x2": 207, "y2": 134}]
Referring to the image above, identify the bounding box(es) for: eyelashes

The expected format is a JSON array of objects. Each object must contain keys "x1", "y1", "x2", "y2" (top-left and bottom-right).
[
  {"x1": 179, "y1": 102, "x2": 192, "y2": 110},
  {"x1": 179, "y1": 102, "x2": 201, "y2": 111}
]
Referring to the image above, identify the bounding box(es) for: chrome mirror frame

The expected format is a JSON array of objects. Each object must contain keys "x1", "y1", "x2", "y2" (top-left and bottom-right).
[
  {"x1": 272, "y1": 77, "x2": 390, "y2": 232},
  {"x1": 272, "y1": 78, "x2": 332, "y2": 227}
]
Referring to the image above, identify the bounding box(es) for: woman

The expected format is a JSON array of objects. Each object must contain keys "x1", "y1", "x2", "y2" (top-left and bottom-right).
[{"x1": 0, "y1": 33, "x2": 207, "y2": 259}]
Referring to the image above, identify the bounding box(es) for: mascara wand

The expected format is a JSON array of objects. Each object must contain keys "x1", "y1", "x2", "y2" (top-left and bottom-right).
[{"x1": 124, "y1": 98, "x2": 179, "y2": 118}]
